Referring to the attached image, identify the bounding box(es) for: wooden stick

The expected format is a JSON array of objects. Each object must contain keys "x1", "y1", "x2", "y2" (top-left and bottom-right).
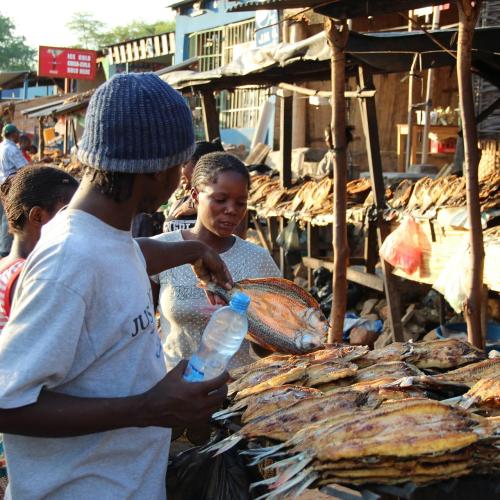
[
  {"x1": 457, "y1": 0, "x2": 484, "y2": 349},
  {"x1": 325, "y1": 17, "x2": 349, "y2": 344}
]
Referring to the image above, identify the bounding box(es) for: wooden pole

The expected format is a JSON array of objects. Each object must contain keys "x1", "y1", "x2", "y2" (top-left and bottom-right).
[
  {"x1": 279, "y1": 91, "x2": 293, "y2": 189},
  {"x1": 457, "y1": 0, "x2": 484, "y2": 349},
  {"x1": 325, "y1": 18, "x2": 349, "y2": 344},
  {"x1": 357, "y1": 66, "x2": 404, "y2": 342},
  {"x1": 38, "y1": 117, "x2": 45, "y2": 161},
  {"x1": 421, "y1": 6, "x2": 441, "y2": 164},
  {"x1": 200, "y1": 90, "x2": 220, "y2": 141}
]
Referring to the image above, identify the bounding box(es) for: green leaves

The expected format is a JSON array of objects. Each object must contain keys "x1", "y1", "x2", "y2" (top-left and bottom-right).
[{"x1": 0, "y1": 14, "x2": 36, "y2": 71}]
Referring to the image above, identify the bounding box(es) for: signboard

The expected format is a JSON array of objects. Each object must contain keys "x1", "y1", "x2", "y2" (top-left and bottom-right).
[
  {"x1": 38, "y1": 46, "x2": 97, "y2": 80},
  {"x1": 255, "y1": 10, "x2": 279, "y2": 48}
]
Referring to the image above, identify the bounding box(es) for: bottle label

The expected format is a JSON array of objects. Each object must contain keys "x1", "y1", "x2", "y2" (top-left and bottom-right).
[{"x1": 183, "y1": 355, "x2": 205, "y2": 382}]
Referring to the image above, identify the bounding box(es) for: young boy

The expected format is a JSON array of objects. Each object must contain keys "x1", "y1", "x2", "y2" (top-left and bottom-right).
[{"x1": 0, "y1": 73, "x2": 230, "y2": 499}]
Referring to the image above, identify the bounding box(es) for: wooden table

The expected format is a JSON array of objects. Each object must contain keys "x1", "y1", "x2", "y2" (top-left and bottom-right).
[{"x1": 396, "y1": 124, "x2": 459, "y2": 171}]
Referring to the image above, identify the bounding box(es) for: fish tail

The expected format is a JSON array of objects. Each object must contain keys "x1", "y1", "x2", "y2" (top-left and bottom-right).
[
  {"x1": 202, "y1": 282, "x2": 231, "y2": 303},
  {"x1": 241, "y1": 442, "x2": 287, "y2": 466},
  {"x1": 270, "y1": 467, "x2": 317, "y2": 497},
  {"x1": 202, "y1": 433, "x2": 242, "y2": 455},
  {"x1": 211, "y1": 410, "x2": 243, "y2": 421},
  {"x1": 269, "y1": 453, "x2": 312, "y2": 489}
]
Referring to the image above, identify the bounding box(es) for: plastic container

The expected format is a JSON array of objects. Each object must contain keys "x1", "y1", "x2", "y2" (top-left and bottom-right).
[{"x1": 184, "y1": 292, "x2": 251, "y2": 382}]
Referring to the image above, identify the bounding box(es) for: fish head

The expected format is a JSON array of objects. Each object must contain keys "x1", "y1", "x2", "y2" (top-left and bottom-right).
[
  {"x1": 294, "y1": 330, "x2": 324, "y2": 352},
  {"x1": 298, "y1": 307, "x2": 329, "y2": 334}
]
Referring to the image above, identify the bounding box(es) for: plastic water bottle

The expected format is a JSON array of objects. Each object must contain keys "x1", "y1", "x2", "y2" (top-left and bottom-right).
[{"x1": 184, "y1": 292, "x2": 251, "y2": 382}]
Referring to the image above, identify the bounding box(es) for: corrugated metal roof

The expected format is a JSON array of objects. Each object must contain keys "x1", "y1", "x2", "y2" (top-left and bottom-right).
[
  {"x1": 160, "y1": 27, "x2": 500, "y2": 91},
  {"x1": 228, "y1": 0, "x2": 447, "y2": 16},
  {"x1": 0, "y1": 71, "x2": 29, "y2": 89}
]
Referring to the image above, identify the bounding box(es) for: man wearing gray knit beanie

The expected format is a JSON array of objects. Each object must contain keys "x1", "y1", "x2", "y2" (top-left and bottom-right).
[{"x1": 0, "y1": 73, "x2": 230, "y2": 499}]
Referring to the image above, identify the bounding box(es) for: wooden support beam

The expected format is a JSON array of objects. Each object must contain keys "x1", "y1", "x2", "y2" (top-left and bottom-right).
[
  {"x1": 250, "y1": 212, "x2": 272, "y2": 253},
  {"x1": 357, "y1": 65, "x2": 404, "y2": 342},
  {"x1": 200, "y1": 90, "x2": 220, "y2": 142},
  {"x1": 307, "y1": 222, "x2": 320, "y2": 288},
  {"x1": 278, "y1": 82, "x2": 376, "y2": 99},
  {"x1": 279, "y1": 92, "x2": 293, "y2": 188},
  {"x1": 325, "y1": 18, "x2": 349, "y2": 344},
  {"x1": 38, "y1": 117, "x2": 45, "y2": 161},
  {"x1": 457, "y1": 0, "x2": 484, "y2": 349},
  {"x1": 303, "y1": 257, "x2": 384, "y2": 292}
]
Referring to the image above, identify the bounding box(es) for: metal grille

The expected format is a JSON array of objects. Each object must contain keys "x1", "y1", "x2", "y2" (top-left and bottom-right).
[
  {"x1": 223, "y1": 19, "x2": 256, "y2": 65},
  {"x1": 188, "y1": 20, "x2": 266, "y2": 132},
  {"x1": 220, "y1": 87, "x2": 267, "y2": 129},
  {"x1": 188, "y1": 27, "x2": 223, "y2": 72}
]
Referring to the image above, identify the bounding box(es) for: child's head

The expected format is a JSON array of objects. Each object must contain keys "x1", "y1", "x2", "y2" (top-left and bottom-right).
[
  {"x1": 182, "y1": 140, "x2": 225, "y2": 187},
  {"x1": 0, "y1": 166, "x2": 78, "y2": 235},
  {"x1": 19, "y1": 134, "x2": 32, "y2": 151},
  {"x1": 191, "y1": 152, "x2": 250, "y2": 238}
]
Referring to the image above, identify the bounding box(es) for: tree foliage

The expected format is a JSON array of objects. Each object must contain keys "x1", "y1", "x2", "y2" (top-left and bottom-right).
[
  {"x1": 0, "y1": 14, "x2": 36, "y2": 70},
  {"x1": 67, "y1": 12, "x2": 175, "y2": 50}
]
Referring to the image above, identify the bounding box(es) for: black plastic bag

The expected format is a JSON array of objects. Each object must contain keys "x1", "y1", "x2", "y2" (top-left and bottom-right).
[{"x1": 167, "y1": 438, "x2": 253, "y2": 500}]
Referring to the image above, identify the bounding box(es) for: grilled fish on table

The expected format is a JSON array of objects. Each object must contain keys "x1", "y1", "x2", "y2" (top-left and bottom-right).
[
  {"x1": 229, "y1": 344, "x2": 368, "y2": 380},
  {"x1": 245, "y1": 399, "x2": 498, "y2": 497},
  {"x1": 207, "y1": 278, "x2": 328, "y2": 354},
  {"x1": 356, "y1": 339, "x2": 485, "y2": 369},
  {"x1": 213, "y1": 385, "x2": 322, "y2": 424},
  {"x1": 206, "y1": 388, "x2": 384, "y2": 453},
  {"x1": 234, "y1": 360, "x2": 358, "y2": 400}
]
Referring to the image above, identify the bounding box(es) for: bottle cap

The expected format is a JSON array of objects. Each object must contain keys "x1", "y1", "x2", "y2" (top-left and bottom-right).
[{"x1": 229, "y1": 292, "x2": 251, "y2": 313}]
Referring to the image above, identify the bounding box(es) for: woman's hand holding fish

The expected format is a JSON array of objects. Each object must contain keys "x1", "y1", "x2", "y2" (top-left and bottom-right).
[
  {"x1": 140, "y1": 360, "x2": 229, "y2": 427},
  {"x1": 191, "y1": 243, "x2": 233, "y2": 305}
]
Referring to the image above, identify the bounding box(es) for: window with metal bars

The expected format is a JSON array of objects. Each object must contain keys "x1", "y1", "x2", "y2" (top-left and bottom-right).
[{"x1": 187, "y1": 20, "x2": 267, "y2": 133}]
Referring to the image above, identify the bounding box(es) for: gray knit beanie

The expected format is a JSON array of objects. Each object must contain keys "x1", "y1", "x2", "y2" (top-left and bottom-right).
[{"x1": 78, "y1": 73, "x2": 195, "y2": 173}]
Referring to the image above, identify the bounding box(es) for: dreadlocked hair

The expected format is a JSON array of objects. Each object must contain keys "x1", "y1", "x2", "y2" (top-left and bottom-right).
[
  {"x1": 84, "y1": 166, "x2": 136, "y2": 203},
  {"x1": 191, "y1": 152, "x2": 250, "y2": 190},
  {"x1": 0, "y1": 166, "x2": 78, "y2": 232},
  {"x1": 191, "y1": 139, "x2": 225, "y2": 166}
]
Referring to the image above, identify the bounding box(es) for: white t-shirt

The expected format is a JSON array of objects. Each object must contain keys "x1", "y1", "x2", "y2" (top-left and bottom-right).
[
  {"x1": 152, "y1": 230, "x2": 281, "y2": 371},
  {"x1": 0, "y1": 209, "x2": 169, "y2": 500},
  {"x1": 0, "y1": 139, "x2": 27, "y2": 183}
]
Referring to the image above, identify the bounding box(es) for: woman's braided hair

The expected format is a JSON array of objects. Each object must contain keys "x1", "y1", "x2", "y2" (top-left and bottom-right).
[
  {"x1": 191, "y1": 152, "x2": 250, "y2": 189},
  {"x1": 0, "y1": 166, "x2": 78, "y2": 232}
]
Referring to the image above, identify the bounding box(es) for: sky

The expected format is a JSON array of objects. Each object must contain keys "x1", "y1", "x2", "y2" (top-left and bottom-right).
[{"x1": 1, "y1": 0, "x2": 175, "y2": 49}]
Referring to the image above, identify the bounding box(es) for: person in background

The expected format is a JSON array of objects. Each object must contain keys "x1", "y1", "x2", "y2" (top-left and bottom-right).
[
  {"x1": 164, "y1": 139, "x2": 224, "y2": 233},
  {"x1": 153, "y1": 152, "x2": 280, "y2": 373},
  {"x1": 18, "y1": 135, "x2": 33, "y2": 163},
  {"x1": 0, "y1": 125, "x2": 28, "y2": 257},
  {"x1": 0, "y1": 73, "x2": 230, "y2": 500},
  {"x1": 0, "y1": 166, "x2": 78, "y2": 499},
  {"x1": 0, "y1": 166, "x2": 79, "y2": 332}
]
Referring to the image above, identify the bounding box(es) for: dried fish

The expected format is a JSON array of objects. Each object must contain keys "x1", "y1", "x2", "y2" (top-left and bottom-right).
[
  {"x1": 247, "y1": 399, "x2": 494, "y2": 495},
  {"x1": 207, "y1": 278, "x2": 328, "y2": 354},
  {"x1": 213, "y1": 385, "x2": 322, "y2": 423},
  {"x1": 433, "y1": 358, "x2": 500, "y2": 387}
]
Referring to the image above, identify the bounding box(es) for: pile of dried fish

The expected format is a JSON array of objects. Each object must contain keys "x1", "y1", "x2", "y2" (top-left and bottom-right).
[
  {"x1": 387, "y1": 171, "x2": 500, "y2": 214},
  {"x1": 207, "y1": 339, "x2": 500, "y2": 493},
  {"x1": 248, "y1": 171, "x2": 499, "y2": 221},
  {"x1": 245, "y1": 399, "x2": 500, "y2": 497},
  {"x1": 247, "y1": 175, "x2": 371, "y2": 218}
]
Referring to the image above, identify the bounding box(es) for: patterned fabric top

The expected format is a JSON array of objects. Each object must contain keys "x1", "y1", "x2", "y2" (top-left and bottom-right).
[{"x1": 152, "y1": 230, "x2": 280, "y2": 371}]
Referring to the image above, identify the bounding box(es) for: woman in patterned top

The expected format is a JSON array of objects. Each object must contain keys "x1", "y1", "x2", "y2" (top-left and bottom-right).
[
  {"x1": 152, "y1": 152, "x2": 280, "y2": 373},
  {"x1": 0, "y1": 166, "x2": 78, "y2": 332}
]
